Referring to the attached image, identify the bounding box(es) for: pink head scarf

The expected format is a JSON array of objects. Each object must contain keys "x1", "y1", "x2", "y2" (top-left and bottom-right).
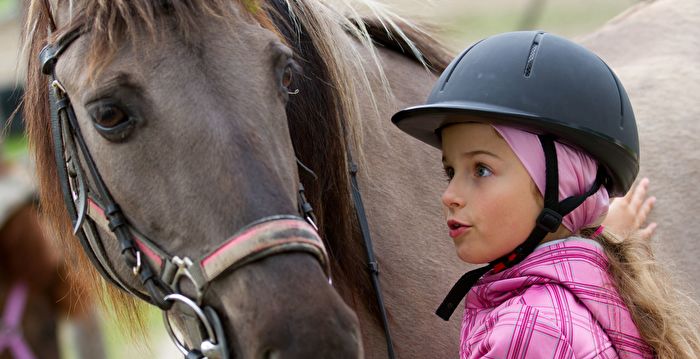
[{"x1": 492, "y1": 125, "x2": 609, "y2": 233}]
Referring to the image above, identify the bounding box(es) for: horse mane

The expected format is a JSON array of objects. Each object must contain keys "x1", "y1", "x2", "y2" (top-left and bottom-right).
[
  {"x1": 22, "y1": 0, "x2": 451, "y2": 331},
  {"x1": 357, "y1": 18, "x2": 452, "y2": 72},
  {"x1": 266, "y1": 1, "x2": 452, "y2": 322}
]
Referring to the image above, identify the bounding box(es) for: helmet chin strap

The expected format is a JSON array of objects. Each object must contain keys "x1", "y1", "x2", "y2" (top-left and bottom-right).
[{"x1": 436, "y1": 135, "x2": 606, "y2": 321}]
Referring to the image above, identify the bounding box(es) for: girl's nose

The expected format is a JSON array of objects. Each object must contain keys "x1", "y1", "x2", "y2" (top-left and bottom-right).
[{"x1": 441, "y1": 182, "x2": 465, "y2": 209}]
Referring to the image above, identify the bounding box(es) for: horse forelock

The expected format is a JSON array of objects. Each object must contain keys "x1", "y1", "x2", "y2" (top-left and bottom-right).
[{"x1": 33, "y1": 0, "x2": 286, "y2": 82}]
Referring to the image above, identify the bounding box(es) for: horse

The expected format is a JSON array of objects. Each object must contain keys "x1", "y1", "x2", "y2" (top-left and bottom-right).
[
  {"x1": 579, "y1": 0, "x2": 700, "y2": 298},
  {"x1": 0, "y1": 161, "x2": 105, "y2": 359},
  {"x1": 21, "y1": 0, "x2": 694, "y2": 358},
  {"x1": 22, "y1": 0, "x2": 460, "y2": 357}
]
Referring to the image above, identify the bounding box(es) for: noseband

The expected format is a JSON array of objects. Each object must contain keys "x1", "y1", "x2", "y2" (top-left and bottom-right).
[{"x1": 40, "y1": 26, "x2": 330, "y2": 359}]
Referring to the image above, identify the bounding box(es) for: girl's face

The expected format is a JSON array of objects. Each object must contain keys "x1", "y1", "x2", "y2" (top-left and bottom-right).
[{"x1": 441, "y1": 123, "x2": 543, "y2": 264}]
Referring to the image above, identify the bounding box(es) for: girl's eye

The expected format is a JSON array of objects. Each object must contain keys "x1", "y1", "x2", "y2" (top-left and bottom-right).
[{"x1": 475, "y1": 164, "x2": 493, "y2": 177}]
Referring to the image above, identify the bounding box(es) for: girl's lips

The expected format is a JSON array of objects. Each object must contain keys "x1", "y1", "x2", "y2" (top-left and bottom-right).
[
  {"x1": 447, "y1": 219, "x2": 472, "y2": 239},
  {"x1": 449, "y1": 226, "x2": 472, "y2": 239}
]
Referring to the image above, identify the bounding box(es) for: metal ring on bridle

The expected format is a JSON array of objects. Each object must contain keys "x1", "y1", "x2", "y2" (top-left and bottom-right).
[
  {"x1": 132, "y1": 250, "x2": 142, "y2": 275},
  {"x1": 162, "y1": 293, "x2": 218, "y2": 356},
  {"x1": 305, "y1": 215, "x2": 319, "y2": 232},
  {"x1": 51, "y1": 79, "x2": 66, "y2": 93}
]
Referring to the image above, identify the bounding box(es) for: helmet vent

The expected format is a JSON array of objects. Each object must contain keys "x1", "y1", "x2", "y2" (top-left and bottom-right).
[{"x1": 524, "y1": 32, "x2": 545, "y2": 78}]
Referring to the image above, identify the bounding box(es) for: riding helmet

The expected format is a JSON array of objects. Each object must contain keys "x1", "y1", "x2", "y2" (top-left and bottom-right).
[{"x1": 392, "y1": 31, "x2": 638, "y2": 196}]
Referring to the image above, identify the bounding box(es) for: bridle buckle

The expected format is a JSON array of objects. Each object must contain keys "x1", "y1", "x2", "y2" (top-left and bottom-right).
[{"x1": 165, "y1": 256, "x2": 206, "y2": 304}]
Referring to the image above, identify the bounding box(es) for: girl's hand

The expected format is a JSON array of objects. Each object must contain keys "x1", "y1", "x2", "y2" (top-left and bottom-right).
[{"x1": 603, "y1": 178, "x2": 657, "y2": 240}]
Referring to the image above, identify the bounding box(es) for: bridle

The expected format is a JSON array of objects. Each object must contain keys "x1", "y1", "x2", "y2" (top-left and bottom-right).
[
  {"x1": 40, "y1": 25, "x2": 330, "y2": 359},
  {"x1": 39, "y1": 4, "x2": 396, "y2": 359}
]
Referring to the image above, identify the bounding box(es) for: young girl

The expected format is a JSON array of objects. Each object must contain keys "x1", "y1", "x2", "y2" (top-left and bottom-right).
[{"x1": 392, "y1": 31, "x2": 700, "y2": 358}]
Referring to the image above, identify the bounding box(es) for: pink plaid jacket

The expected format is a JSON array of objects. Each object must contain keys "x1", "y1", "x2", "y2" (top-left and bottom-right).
[{"x1": 460, "y1": 238, "x2": 654, "y2": 358}]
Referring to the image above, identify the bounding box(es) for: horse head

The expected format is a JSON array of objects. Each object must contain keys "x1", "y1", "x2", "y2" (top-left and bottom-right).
[{"x1": 24, "y1": 0, "x2": 365, "y2": 357}]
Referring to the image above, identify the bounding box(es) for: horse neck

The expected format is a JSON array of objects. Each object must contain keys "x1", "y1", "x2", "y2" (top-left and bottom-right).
[
  {"x1": 579, "y1": 0, "x2": 699, "y2": 67},
  {"x1": 345, "y1": 40, "x2": 471, "y2": 356},
  {"x1": 295, "y1": 26, "x2": 467, "y2": 356},
  {"x1": 272, "y1": 2, "x2": 466, "y2": 354}
]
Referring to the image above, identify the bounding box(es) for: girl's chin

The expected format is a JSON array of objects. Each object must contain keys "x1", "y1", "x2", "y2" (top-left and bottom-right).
[
  {"x1": 455, "y1": 249, "x2": 493, "y2": 265},
  {"x1": 455, "y1": 242, "x2": 507, "y2": 265}
]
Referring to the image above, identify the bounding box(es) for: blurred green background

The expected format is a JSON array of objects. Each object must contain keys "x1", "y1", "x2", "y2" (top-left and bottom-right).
[
  {"x1": 0, "y1": 0, "x2": 638, "y2": 357},
  {"x1": 0, "y1": 0, "x2": 14, "y2": 15},
  {"x1": 438, "y1": 0, "x2": 633, "y2": 47}
]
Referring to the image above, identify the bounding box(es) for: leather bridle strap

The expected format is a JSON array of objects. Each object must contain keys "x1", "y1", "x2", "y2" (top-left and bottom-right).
[
  {"x1": 348, "y1": 160, "x2": 395, "y2": 359},
  {"x1": 200, "y1": 217, "x2": 329, "y2": 282}
]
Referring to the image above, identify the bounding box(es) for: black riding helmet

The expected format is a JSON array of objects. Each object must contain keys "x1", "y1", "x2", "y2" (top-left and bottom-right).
[
  {"x1": 392, "y1": 31, "x2": 638, "y2": 197},
  {"x1": 391, "y1": 31, "x2": 640, "y2": 321}
]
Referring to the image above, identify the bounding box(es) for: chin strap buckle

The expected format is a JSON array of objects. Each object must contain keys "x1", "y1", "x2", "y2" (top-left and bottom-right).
[{"x1": 536, "y1": 208, "x2": 562, "y2": 233}]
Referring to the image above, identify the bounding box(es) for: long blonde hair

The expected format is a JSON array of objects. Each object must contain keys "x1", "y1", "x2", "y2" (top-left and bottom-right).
[{"x1": 581, "y1": 227, "x2": 700, "y2": 358}]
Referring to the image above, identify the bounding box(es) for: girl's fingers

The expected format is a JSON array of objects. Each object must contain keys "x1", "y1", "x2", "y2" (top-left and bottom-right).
[
  {"x1": 638, "y1": 222, "x2": 657, "y2": 241},
  {"x1": 604, "y1": 178, "x2": 656, "y2": 236},
  {"x1": 636, "y1": 196, "x2": 656, "y2": 225},
  {"x1": 621, "y1": 182, "x2": 635, "y2": 203},
  {"x1": 629, "y1": 178, "x2": 650, "y2": 210}
]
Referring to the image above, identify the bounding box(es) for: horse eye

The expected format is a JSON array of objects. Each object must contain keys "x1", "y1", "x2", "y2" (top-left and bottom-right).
[
  {"x1": 281, "y1": 64, "x2": 294, "y2": 89},
  {"x1": 92, "y1": 104, "x2": 128, "y2": 128},
  {"x1": 87, "y1": 101, "x2": 137, "y2": 142}
]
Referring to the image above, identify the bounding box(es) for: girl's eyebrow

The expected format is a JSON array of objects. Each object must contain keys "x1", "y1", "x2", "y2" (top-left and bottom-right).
[{"x1": 442, "y1": 150, "x2": 501, "y2": 164}]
